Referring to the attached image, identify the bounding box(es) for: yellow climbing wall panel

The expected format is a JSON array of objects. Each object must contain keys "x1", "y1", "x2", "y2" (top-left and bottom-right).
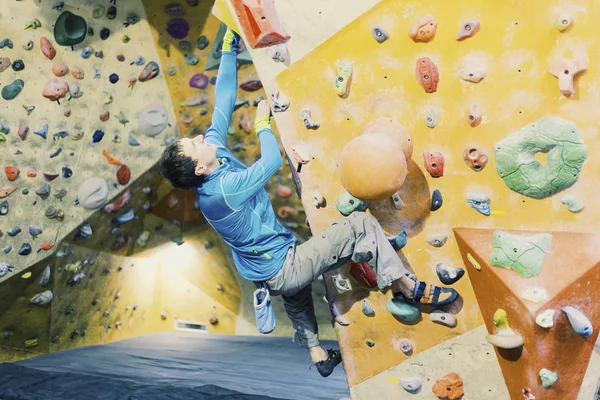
[{"x1": 219, "y1": 0, "x2": 600, "y2": 392}]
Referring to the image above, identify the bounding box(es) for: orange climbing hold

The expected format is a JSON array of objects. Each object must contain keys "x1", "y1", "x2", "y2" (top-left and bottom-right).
[
  {"x1": 0, "y1": 185, "x2": 16, "y2": 198},
  {"x1": 26, "y1": 168, "x2": 37, "y2": 177},
  {"x1": 231, "y1": 0, "x2": 291, "y2": 49},
  {"x1": 40, "y1": 242, "x2": 54, "y2": 250},
  {"x1": 432, "y1": 372, "x2": 464, "y2": 400},
  {"x1": 4, "y1": 166, "x2": 20, "y2": 181},
  {"x1": 102, "y1": 149, "x2": 123, "y2": 166},
  {"x1": 277, "y1": 205, "x2": 294, "y2": 218}
]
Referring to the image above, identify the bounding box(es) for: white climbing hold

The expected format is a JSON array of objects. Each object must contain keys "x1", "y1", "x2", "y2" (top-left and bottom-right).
[
  {"x1": 485, "y1": 309, "x2": 524, "y2": 349},
  {"x1": 521, "y1": 286, "x2": 548, "y2": 303},
  {"x1": 313, "y1": 191, "x2": 326, "y2": 208},
  {"x1": 330, "y1": 297, "x2": 349, "y2": 326},
  {"x1": 400, "y1": 377, "x2": 422, "y2": 394},
  {"x1": 555, "y1": 14, "x2": 573, "y2": 32},
  {"x1": 270, "y1": 43, "x2": 289, "y2": 63},
  {"x1": 536, "y1": 309, "x2": 555, "y2": 329},
  {"x1": 427, "y1": 234, "x2": 447, "y2": 247},
  {"x1": 78, "y1": 177, "x2": 109, "y2": 210},
  {"x1": 362, "y1": 299, "x2": 374, "y2": 316},
  {"x1": 331, "y1": 273, "x2": 352, "y2": 294},
  {"x1": 459, "y1": 67, "x2": 487, "y2": 83},
  {"x1": 391, "y1": 191, "x2": 404, "y2": 210},
  {"x1": 430, "y1": 310, "x2": 457, "y2": 328},
  {"x1": 139, "y1": 103, "x2": 169, "y2": 136},
  {"x1": 560, "y1": 195, "x2": 584, "y2": 213}
]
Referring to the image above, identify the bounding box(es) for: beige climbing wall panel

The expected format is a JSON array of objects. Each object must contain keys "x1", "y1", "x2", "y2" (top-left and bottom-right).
[{"x1": 216, "y1": 0, "x2": 600, "y2": 397}]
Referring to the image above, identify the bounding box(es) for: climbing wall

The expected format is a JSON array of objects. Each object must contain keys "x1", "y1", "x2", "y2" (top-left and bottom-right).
[{"x1": 215, "y1": 0, "x2": 600, "y2": 398}]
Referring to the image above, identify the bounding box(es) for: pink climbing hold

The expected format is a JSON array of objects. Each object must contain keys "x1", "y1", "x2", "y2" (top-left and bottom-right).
[
  {"x1": 276, "y1": 184, "x2": 292, "y2": 198},
  {"x1": 42, "y1": 79, "x2": 69, "y2": 101},
  {"x1": 100, "y1": 111, "x2": 110, "y2": 122}
]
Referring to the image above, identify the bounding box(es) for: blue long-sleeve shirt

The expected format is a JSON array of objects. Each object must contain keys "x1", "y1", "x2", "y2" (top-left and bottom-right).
[{"x1": 195, "y1": 50, "x2": 296, "y2": 282}]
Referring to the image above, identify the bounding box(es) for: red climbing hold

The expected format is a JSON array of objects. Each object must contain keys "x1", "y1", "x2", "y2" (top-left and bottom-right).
[
  {"x1": 4, "y1": 166, "x2": 19, "y2": 181},
  {"x1": 43, "y1": 172, "x2": 59, "y2": 181},
  {"x1": 40, "y1": 242, "x2": 54, "y2": 250},
  {"x1": 117, "y1": 165, "x2": 131, "y2": 185},
  {"x1": 231, "y1": 0, "x2": 291, "y2": 49},
  {"x1": 240, "y1": 79, "x2": 263, "y2": 92}
]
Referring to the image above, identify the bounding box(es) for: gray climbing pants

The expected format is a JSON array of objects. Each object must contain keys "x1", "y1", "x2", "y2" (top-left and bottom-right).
[{"x1": 266, "y1": 211, "x2": 409, "y2": 348}]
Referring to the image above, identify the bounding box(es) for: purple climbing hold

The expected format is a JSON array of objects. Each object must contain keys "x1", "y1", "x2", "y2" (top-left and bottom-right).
[
  {"x1": 189, "y1": 73, "x2": 208, "y2": 89},
  {"x1": 166, "y1": 18, "x2": 189, "y2": 39},
  {"x1": 92, "y1": 129, "x2": 105, "y2": 143}
]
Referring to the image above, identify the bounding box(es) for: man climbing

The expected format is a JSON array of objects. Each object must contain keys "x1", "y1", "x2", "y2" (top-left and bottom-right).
[{"x1": 159, "y1": 27, "x2": 460, "y2": 378}]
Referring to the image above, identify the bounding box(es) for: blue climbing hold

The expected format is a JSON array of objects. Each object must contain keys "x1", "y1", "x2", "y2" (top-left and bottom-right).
[
  {"x1": 62, "y1": 166, "x2": 73, "y2": 178},
  {"x1": 210, "y1": 76, "x2": 217, "y2": 85},
  {"x1": 34, "y1": 124, "x2": 48, "y2": 140},
  {"x1": 4, "y1": 245, "x2": 12, "y2": 254},
  {"x1": 431, "y1": 189, "x2": 443, "y2": 211},
  {"x1": 29, "y1": 226, "x2": 43, "y2": 238},
  {"x1": 18, "y1": 243, "x2": 32, "y2": 256},
  {"x1": 81, "y1": 47, "x2": 93, "y2": 59},
  {"x1": 50, "y1": 147, "x2": 62, "y2": 158},
  {"x1": 388, "y1": 230, "x2": 408, "y2": 251},
  {"x1": 200, "y1": 109, "x2": 208, "y2": 116},
  {"x1": 112, "y1": 208, "x2": 136, "y2": 224},
  {"x1": 128, "y1": 135, "x2": 140, "y2": 146},
  {"x1": 7, "y1": 226, "x2": 21, "y2": 237},
  {"x1": 109, "y1": 73, "x2": 119, "y2": 84},
  {"x1": 92, "y1": 129, "x2": 105, "y2": 143}
]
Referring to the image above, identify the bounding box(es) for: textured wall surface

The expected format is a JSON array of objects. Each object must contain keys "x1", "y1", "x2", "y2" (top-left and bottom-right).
[{"x1": 216, "y1": 0, "x2": 600, "y2": 398}]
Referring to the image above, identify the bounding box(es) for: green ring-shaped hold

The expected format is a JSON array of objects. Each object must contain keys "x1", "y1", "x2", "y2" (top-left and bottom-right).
[{"x1": 494, "y1": 116, "x2": 587, "y2": 199}]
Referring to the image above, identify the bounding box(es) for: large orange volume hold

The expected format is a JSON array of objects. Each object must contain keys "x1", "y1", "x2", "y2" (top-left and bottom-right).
[
  {"x1": 231, "y1": 0, "x2": 291, "y2": 49},
  {"x1": 338, "y1": 133, "x2": 408, "y2": 202}
]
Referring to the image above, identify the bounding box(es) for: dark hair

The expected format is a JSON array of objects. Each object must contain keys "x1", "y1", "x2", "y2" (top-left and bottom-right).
[{"x1": 159, "y1": 141, "x2": 205, "y2": 190}]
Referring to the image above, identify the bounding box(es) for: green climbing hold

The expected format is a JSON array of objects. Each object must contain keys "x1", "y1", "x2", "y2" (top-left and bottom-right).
[
  {"x1": 2, "y1": 79, "x2": 24, "y2": 100},
  {"x1": 92, "y1": 5, "x2": 105, "y2": 19},
  {"x1": 539, "y1": 368, "x2": 558, "y2": 388},
  {"x1": 366, "y1": 339, "x2": 375, "y2": 347},
  {"x1": 0, "y1": 133, "x2": 6, "y2": 142},
  {"x1": 386, "y1": 298, "x2": 420, "y2": 322},
  {"x1": 494, "y1": 116, "x2": 587, "y2": 199},
  {"x1": 197, "y1": 35, "x2": 209, "y2": 50},
  {"x1": 490, "y1": 230, "x2": 552, "y2": 278}
]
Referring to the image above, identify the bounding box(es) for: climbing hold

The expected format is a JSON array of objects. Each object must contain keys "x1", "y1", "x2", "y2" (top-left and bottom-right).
[
  {"x1": 19, "y1": 243, "x2": 32, "y2": 256},
  {"x1": 100, "y1": 112, "x2": 110, "y2": 122},
  {"x1": 95, "y1": 51, "x2": 104, "y2": 59},
  {"x1": 43, "y1": 172, "x2": 59, "y2": 181},
  {"x1": 388, "y1": 230, "x2": 408, "y2": 251},
  {"x1": 334, "y1": 61, "x2": 353, "y2": 97},
  {"x1": 430, "y1": 310, "x2": 457, "y2": 328},
  {"x1": 456, "y1": 19, "x2": 480, "y2": 41},
  {"x1": 52, "y1": 1, "x2": 65, "y2": 11},
  {"x1": 117, "y1": 165, "x2": 131, "y2": 185},
  {"x1": 197, "y1": 35, "x2": 209, "y2": 50},
  {"x1": 124, "y1": 13, "x2": 140, "y2": 27},
  {"x1": 539, "y1": 369, "x2": 558, "y2": 388},
  {"x1": 36, "y1": 183, "x2": 51, "y2": 200},
  {"x1": 139, "y1": 103, "x2": 168, "y2": 136},
  {"x1": 92, "y1": 5, "x2": 105, "y2": 19},
  {"x1": 362, "y1": 299, "x2": 375, "y2": 316},
  {"x1": 23, "y1": 105, "x2": 35, "y2": 115},
  {"x1": 109, "y1": 74, "x2": 119, "y2": 84},
  {"x1": 313, "y1": 191, "x2": 326, "y2": 208},
  {"x1": 184, "y1": 54, "x2": 199, "y2": 65},
  {"x1": 332, "y1": 274, "x2": 352, "y2": 294},
  {"x1": 240, "y1": 79, "x2": 263, "y2": 92},
  {"x1": 42, "y1": 79, "x2": 68, "y2": 101},
  {"x1": 12, "y1": 60, "x2": 24, "y2": 72},
  {"x1": 432, "y1": 373, "x2": 464, "y2": 400},
  {"x1": 54, "y1": 11, "x2": 87, "y2": 46},
  {"x1": 436, "y1": 264, "x2": 464, "y2": 285},
  {"x1": 116, "y1": 112, "x2": 129, "y2": 126},
  {"x1": 0, "y1": 123, "x2": 8, "y2": 134},
  {"x1": 548, "y1": 55, "x2": 587, "y2": 96},
  {"x1": 490, "y1": 230, "x2": 552, "y2": 278},
  {"x1": 463, "y1": 146, "x2": 488, "y2": 172},
  {"x1": 486, "y1": 309, "x2": 524, "y2": 349},
  {"x1": 0, "y1": 38, "x2": 13, "y2": 49},
  {"x1": 330, "y1": 297, "x2": 350, "y2": 326},
  {"x1": 3, "y1": 245, "x2": 12, "y2": 253},
  {"x1": 365, "y1": 339, "x2": 375, "y2": 347},
  {"x1": 131, "y1": 56, "x2": 145, "y2": 67},
  {"x1": 81, "y1": 47, "x2": 92, "y2": 59},
  {"x1": 78, "y1": 177, "x2": 109, "y2": 210},
  {"x1": 70, "y1": 130, "x2": 83, "y2": 140},
  {"x1": 562, "y1": 306, "x2": 593, "y2": 337},
  {"x1": 270, "y1": 91, "x2": 290, "y2": 112},
  {"x1": 189, "y1": 73, "x2": 208, "y2": 89},
  {"x1": 536, "y1": 309, "x2": 555, "y2": 329},
  {"x1": 431, "y1": 189, "x2": 443, "y2": 211},
  {"x1": 68, "y1": 82, "x2": 81, "y2": 99},
  {"x1": 139, "y1": 61, "x2": 160, "y2": 82},
  {"x1": 386, "y1": 298, "x2": 420, "y2": 322},
  {"x1": 112, "y1": 209, "x2": 136, "y2": 224},
  {"x1": 398, "y1": 338, "x2": 413, "y2": 355},
  {"x1": 466, "y1": 193, "x2": 490, "y2": 216},
  {"x1": 468, "y1": 103, "x2": 482, "y2": 127},
  {"x1": 102, "y1": 190, "x2": 131, "y2": 214},
  {"x1": 372, "y1": 25, "x2": 388, "y2": 43},
  {"x1": 122, "y1": 35, "x2": 130, "y2": 44},
  {"x1": 336, "y1": 190, "x2": 368, "y2": 216},
  {"x1": 166, "y1": 18, "x2": 189, "y2": 39},
  {"x1": 409, "y1": 15, "x2": 437, "y2": 42},
  {"x1": 428, "y1": 235, "x2": 447, "y2": 248},
  {"x1": 400, "y1": 378, "x2": 422, "y2": 394},
  {"x1": 30, "y1": 290, "x2": 53, "y2": 305},
  {"x1": 521, "y1": 286, "x2": 548, "y2": 303},
  {"x1": 71, "y1": 65, "x2": 84, "y2": 80},
  {"x1": 61, "y1": 166, "x2": 72, "y2": 178},
  {"x1": 24, "y1": 18, "x2": 42, "y2": 30},
  {"x1": 390, "y1": 192, "x2": 405, "y2": 210},
  {"x1": 423, "y1": 107, "x2": 438, "y2": 128},
  {"x1": 167, "y1": 67, "x2": 176, "y2": 76},
  {"x1": 22, "y1": 39, "x2": 33, "y2": 50},
  {"x1": 0, "y1": 132, "x2": 6, "y2": 142},
  {"x1": 4, "y1": 166, "x2": 19, "y2": 181},
  {"x1": 2, "y1": 79, "x2": 25, "y2": 100},
  {"x1": 26, "y1": 168, "x2": 36, "y2": 177},
  {"x1": 29, "y1": 225, "x2": 43, "y2": 239},
  {"x1": 136, "y1": 231, "x2": 150, "y2": 248},
  {"x1": 270, "y1": 44, "x2": 289, "y2": 63},
  {"x1": 423, "y1": 151, "x2": 444, "y2": 178},
  {"x1": 555, "y1": 14, "x2": 573, "y2": 32},
  {"x1": 560, "y1": 195, "x2": 584, "y2": 213},
  {"x1": 92, "y1": 130, "x2": 105, "y2": 143},
  {"x1": 300, "y1": 109, "x2": 320, "y2": 130},
  {"x1": 0, "y1": 185, "x2": 16, "y2": 198},
  {"x1": 100, "y1": 28, "x2": 110, "y2": 41},
  {"x1": 52, "y1": 64, "x2": 69, "y2": 77},
  {"x1": 40, "y1": 37, "x2": 56, "y2": 60},
  {"x1": 0, "y1": 201, "x2": 7, "y2": 216},
  {"x1": 0, "y1": 58, "x2": 10, "y2": 72},
  {"x1": 0, "y1": 263, "x2": 14, "y2": 277},
  {"x1": 460, "y1": 67, "x2": 487, "y2": 83},
  {"x1": 522, "y1": 388, "x2": 536, "y2": 400},
  {"x1": 128, "y1": 135, "x2": 140, "y2": 146}
]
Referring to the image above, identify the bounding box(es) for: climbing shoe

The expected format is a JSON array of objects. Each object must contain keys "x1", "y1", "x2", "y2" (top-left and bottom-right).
[
  {"x1": 394, "y1": 273, "x2": 459, "y2": 307},
  {"x1": 313, "y1": 349, "x2": 343, "y2": 378}
]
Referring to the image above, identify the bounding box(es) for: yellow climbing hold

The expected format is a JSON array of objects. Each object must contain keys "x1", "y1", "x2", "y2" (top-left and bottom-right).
[
  {"x1": 335, "y1": 61, "x2": 353, "y2": 97},
  {"x1": 467, "y1": 253, "x2": 481, "y2": 270},
  {"x1": 104, "y1": 92, "x2": 113, "y2": 104},
  {"x1": 21, "y1": 272, "x2": 32, "y2": 279}
]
